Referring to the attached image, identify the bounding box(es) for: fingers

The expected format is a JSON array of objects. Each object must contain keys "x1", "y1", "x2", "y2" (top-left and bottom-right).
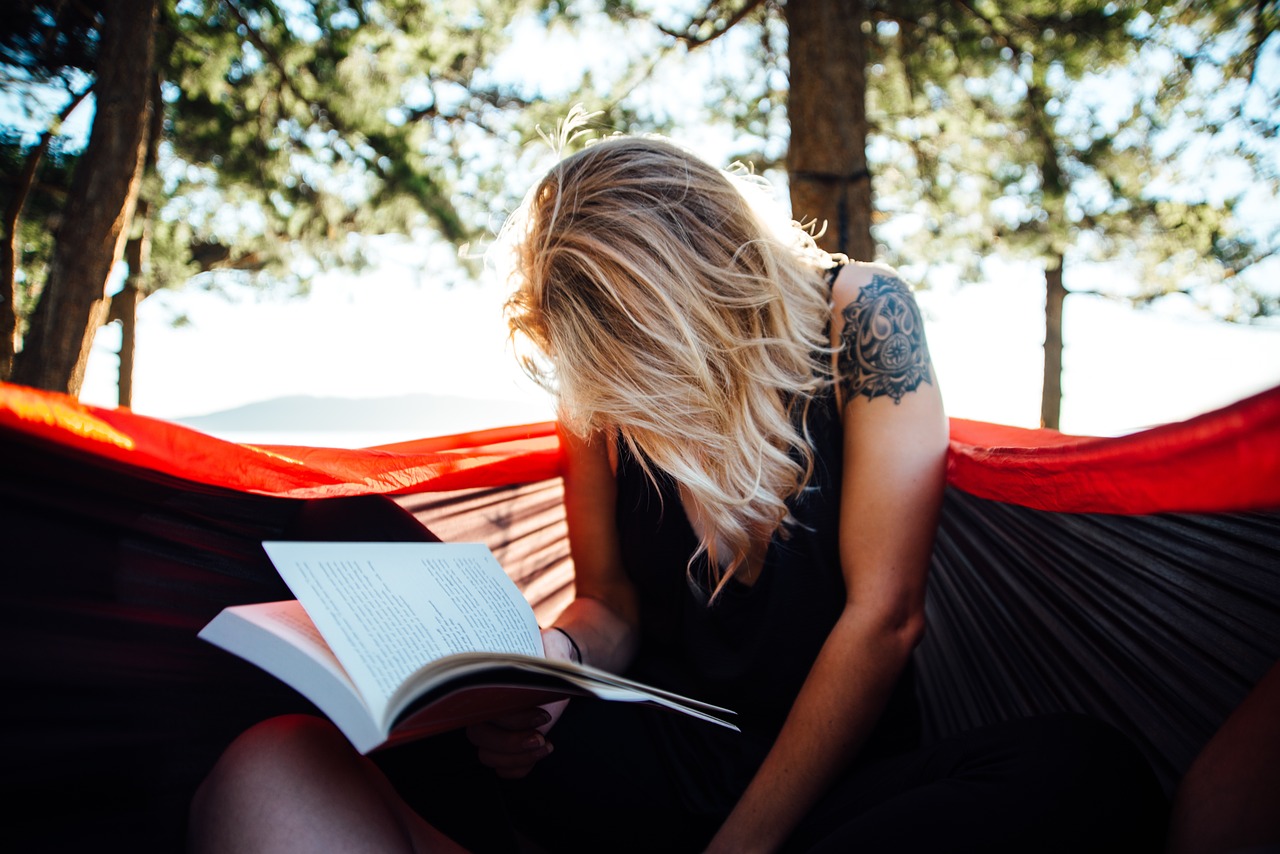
[
  {"x1": 471, "y1": 728, "x2": 553, "y2": 779},
  {"x1": 541, "y1": 626, "x2": 578, "y2": 664},
  {"x1": 466, "y1": 722, "x2": 553, "y2": 779},
  {"x1": 484, "y1": 706, "x2": 551, "y2": 731},
  {"x1": 537, "y1": 698, "x2": 569, "y2": 734},
  {"x1": 466, "y1": 707, "x2": 554, "y2": 780}
]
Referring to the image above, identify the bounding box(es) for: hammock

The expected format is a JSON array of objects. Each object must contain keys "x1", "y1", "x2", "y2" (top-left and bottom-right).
[{"x1": 1, "y1": 380, "x2": 1277, "y2": 849}]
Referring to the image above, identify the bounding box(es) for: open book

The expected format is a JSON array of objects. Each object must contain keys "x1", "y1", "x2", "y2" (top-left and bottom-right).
[{"x1": 199, "y1": 540, "x2": 736, "y2": 754}]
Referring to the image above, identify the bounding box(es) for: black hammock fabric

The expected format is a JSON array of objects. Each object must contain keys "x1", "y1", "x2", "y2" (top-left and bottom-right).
[
  {"x1": 0, "y1": 380, "x2": 1277, "y2": 850},
  {"x1": 0, "y1": 436, "x2": 437, "y2": 848},
  {"x1": 920, "y1": 490, "x2": 1279, "y2": 793}
]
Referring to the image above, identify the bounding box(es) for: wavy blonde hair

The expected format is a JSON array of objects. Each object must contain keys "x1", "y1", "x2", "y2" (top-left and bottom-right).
[{"x1": 500, "y1": 132, "x2": 836, "y2": 596}]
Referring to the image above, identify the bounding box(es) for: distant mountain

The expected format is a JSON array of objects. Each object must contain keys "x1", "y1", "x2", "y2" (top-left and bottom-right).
[{"x1": 174, "y1": 393, "x2": 554, "y2": 444}]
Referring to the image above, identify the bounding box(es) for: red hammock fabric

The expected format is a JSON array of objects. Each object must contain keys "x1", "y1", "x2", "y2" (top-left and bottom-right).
[
  {"x1": 3, "y1": 380, "x2": 1278, "y2": 514},
  {"x1": 0, "y1": 382, "x2": 562, "y2": 497}
]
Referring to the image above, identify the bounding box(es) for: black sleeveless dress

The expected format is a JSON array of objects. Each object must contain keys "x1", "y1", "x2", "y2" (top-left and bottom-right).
[{"x1": 611, "y1": 385, "x2": 921, "y2": 817}]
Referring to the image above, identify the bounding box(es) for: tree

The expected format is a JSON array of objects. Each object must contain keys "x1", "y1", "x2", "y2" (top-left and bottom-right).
[
  {"x1": 2, "y1": 0, "x2": 572, "y2": 398},
  {"x1": 871, "y1": 2, "x2": 1277, "y2": 428},
  {"x1": 3, "y1": 0, "x2": 158, "y2": 394},
  {"x1": 783, "y1": 0, "x2": 873, "y2": 262},
  {"x1": 645, "y1": 0, "x2": 873, "y2": 258},
  {"x1": 631, "y1": 0, "x2": 1277, "y2": 429},
  {"x1": 872, "y1": 2, "x2": 1185, "y2": 429}
]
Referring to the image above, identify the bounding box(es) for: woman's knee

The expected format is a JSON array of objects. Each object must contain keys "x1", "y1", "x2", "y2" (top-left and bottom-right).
[
  {"x1": 204, "y1": 714, "x2": 345, "y2": 779},
  {"x1": 189, "y1": 716, "x2": 465, "y2": 853},
  {"x1": 190, "y1": 715, "x2": 349, "y2": 827}
]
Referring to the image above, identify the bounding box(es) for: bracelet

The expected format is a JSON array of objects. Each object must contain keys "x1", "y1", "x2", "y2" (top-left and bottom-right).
[{"x1": 549, "y1": 626, "x2": 582, "y2": 665}]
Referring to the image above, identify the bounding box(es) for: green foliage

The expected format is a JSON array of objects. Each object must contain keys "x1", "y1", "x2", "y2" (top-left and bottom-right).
[
  {"x1": 0, "y1": 0, "x2": 103, "y2": 85},
  {"x1": 3, "y1": 0, "x2": 616, "y2": 316},
  {"x1": 862, "y1": 1, "x2": 1275, "y2": 322},
  {"x1": 151, "y1": 0, "x2": 536, "y2": 284},
  {"x1": 7, "y1": 0, "x2": 1273, "y2": 340},
  {"x1": 618, "y1": 0, "x2": 1277, "y2": 321}
]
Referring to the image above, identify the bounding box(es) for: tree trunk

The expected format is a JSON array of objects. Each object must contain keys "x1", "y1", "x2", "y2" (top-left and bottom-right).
[
  {"x1": 113, "y1": 283, "x2": 140, "y2": 408},
  {"x1": 1040, "y1": 255, "x2": 1066, "y2": 431},
  {"x1": 113, "y1": 205, "x2": 150, "y2": 408},
  {"x1": 110, "y1": 172, "x2": 154, "y2": 407},
  {"x1": 0, "y1": 85, "x2": 92, "y2": 382},
  {"x1": 1, "y1": 143, "x2": 50, "y2": 383},
  {"x1": 1, "y1": 194, "x2": 21, "y2": 381},
  {"x1": 11, "y1": 0, "x2": 160, "y2": 396},
  {"x1": 783, "y1": 0, "x2": 873, "y2": 261}
]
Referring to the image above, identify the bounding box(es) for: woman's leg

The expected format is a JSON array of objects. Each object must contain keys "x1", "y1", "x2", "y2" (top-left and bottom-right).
[
  {"x1": 1169, "y1": 659, "x2": 1280, "y2": 854},
  {"x1": 188, "y1": 715, "x2": 470, "y2": 854},
  {"x1": 786, "y1": 713, "x2": 1169, "y2": 854}
]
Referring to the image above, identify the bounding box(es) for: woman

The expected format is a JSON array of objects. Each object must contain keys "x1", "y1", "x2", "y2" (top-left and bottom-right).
[{"x1": 190, "y1": 132, "x2": 1167, "y2": 852}]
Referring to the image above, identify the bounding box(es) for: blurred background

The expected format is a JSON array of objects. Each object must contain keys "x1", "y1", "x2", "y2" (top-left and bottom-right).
[{"x1": 4, "y1": 0, "x2": 1278, "y2": 446}]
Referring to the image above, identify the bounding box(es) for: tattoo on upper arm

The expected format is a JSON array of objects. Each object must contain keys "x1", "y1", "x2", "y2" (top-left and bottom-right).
[{"x1": 838, "y1": 274, "x2": 933, "y2": 404}]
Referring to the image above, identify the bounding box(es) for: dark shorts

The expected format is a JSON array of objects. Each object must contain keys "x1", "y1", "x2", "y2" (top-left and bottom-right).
[{"x1": 377, "y1": 704, "x2": 1168, "y2": 854}]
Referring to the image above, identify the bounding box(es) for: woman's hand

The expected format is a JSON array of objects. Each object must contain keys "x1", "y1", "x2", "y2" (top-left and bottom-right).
[
  {"x1": 468, "y1": 425, "x2": 640, "y2": 779},
  {"x1": 464, "y1": 627, "x2": 574, "y2": 779}
]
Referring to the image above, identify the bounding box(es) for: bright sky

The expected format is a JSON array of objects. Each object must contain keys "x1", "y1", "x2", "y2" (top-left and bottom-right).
[
  {"x1": 80, "y1": 239, "x2": 559, "y2": 445},
  {"x1": 78, "y1": 243, "x2": 1280, "y2": 447}
]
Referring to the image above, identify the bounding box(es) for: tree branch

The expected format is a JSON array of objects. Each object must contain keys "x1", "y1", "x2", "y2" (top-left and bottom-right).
[
  {"x1": 217, "y1": 0, "x2": 467, "y2": 239},
  {"x1": 657, "y1": 0, "x2": 767, "y2": 50},
  {"x1": 951, "y1": 0, "x2": 1065, "y2": 201},
  {"x1": 220, "y1": 0, "x2": 325, "y2": 126}
]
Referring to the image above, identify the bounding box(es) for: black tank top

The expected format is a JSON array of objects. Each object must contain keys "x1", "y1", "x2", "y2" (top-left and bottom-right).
[{"x1": 614, "y1": 385, "x2": 921, "y2": 814}]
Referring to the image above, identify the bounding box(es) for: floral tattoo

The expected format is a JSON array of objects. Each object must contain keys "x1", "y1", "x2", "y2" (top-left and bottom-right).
[{"x1": 838, "y1": 274, "x2": 933, "y2": 404}]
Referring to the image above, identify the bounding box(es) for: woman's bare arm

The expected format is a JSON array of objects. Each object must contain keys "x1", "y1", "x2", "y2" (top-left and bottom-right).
[
  {"x1": 550, "y1": 423, "x2": 641, "y2": 672},
  {"x1": 707, "y1": 264, "x2": 948, "y2": 853}
]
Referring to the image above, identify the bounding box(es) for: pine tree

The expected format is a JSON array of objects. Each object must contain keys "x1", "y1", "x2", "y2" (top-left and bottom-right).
[
  {"x1": 2, "y1": 0, "x2": 563, "y2": 397},
  {"x1": 872, "y1": 2, "x2": 1276, "y2": 428}
]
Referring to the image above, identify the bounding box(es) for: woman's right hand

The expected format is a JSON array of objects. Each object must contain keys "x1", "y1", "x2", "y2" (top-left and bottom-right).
[
  {"x1": 469, "y1": 425, "x2": 641, "y2": 779},
  {"x1": 465, "y1": 705, "x2": 558, "y2": 779},
  {"x1": 465, "y1": 626, "x2": 574, "y2": 779}
]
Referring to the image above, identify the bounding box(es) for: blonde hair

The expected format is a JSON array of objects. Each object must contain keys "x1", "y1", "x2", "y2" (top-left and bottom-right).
[{"x1": 500, "y1": 131, "x2": 836, "y2": 596}]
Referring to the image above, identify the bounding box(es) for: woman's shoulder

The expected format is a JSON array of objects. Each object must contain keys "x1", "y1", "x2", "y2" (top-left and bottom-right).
[
  {"x1": 827, "y1": 261, "x2": 936, "y2": 411},
  {"x1": 828, "y1": 261, "x2": 912, "y2": 315}
]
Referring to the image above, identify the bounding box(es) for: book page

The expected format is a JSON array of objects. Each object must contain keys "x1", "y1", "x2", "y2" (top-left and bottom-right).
[
  {"x1": 239, "y1": 600, "x2": 349, "y2": 677},
  {"x1": 389, "y1": 653, "x2": 739, "y2": 733},
  {"x1": 201, "y1": 599, "x2": 359, "y2": 692},
  {"x1": 262, "y1": 541, "x2": 543, "y2": 718},
  {"x1": 200, "y1": 601, "x2": 387, "y2": 752}
]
